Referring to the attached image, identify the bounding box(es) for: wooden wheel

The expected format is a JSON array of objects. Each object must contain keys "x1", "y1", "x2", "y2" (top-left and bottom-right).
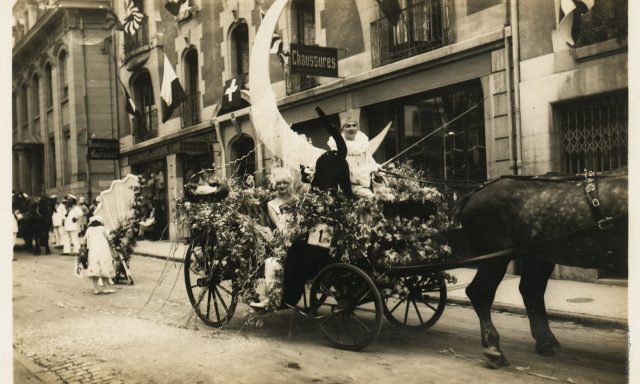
[
  {"x1": 184, "y1": 240, "x2": 238, "y2": 327},
  {"x1": 382, "y1": 274, "x2": 447, "y2": 331},
  {"x1": 309, "y1": 263, "x2": 383, "y2": 351}
]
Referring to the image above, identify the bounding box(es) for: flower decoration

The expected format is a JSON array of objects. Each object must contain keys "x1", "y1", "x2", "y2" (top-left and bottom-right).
[{"x1": 176, "y1": 162, "x2": 456, "y2": 324}]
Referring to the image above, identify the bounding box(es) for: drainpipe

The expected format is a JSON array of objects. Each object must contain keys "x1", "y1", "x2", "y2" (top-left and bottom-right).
[{"x1": 510, "y1": 0, "x2": 523, "y2": 174}]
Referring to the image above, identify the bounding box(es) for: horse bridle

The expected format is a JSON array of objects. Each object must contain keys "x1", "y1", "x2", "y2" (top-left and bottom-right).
[{"x1": 583, "y1": 171, "x2": 614, "y2": 230}]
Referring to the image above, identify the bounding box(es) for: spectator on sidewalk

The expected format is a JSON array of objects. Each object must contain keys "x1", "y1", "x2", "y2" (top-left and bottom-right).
[
  {"x1": 82, "y1": 215, "x2": 116, "y2": 295},
  {"x1": 51, "y1": 195, "x2": 65, "y2": 248},
  {"x1": 62, "y1": 195, "x2": 84, "y2": 256}
]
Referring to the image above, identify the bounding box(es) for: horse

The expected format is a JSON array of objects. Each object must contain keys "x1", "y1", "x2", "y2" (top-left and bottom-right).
[
  {"x1": 454, "y1": 168, "x2": 628, "y2": 368},
  {"x1": 13, "y1": 194, "x2": 56, "y2": 255}
]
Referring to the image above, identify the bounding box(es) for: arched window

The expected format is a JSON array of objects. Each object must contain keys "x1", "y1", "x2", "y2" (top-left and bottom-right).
[
  {"x1": 32, "y1": 73, "x2": 40, "y2": 119},
  {"x1": 131, "y1": 70, "x2": 157, "y2": 143},
  {"x1": 182, "y1": 48, "x2": 200, "y2": 127},
  {"x1": 44, "y1": 63, "x2": 53, "y2": 109},
  {"x1": 58, "y1": 50, "x2": 68, "y2": 100},
  {"x1": 229, "y1": 135, "x2": 255, "y2": 186},
  {"x1": 229, "y1": 22, "x2": 249, "y2": 83}
]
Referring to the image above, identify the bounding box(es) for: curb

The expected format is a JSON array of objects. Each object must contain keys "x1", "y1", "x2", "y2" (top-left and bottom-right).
[
  {"x1": 13, "y1": 349, "x2": 60, "y2": 383},
  {"x1": 446, "y1": 296, "x2": 628, "y2": 330}
]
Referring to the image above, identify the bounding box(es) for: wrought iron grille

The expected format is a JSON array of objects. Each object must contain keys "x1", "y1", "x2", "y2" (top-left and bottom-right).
[
  {"x1": 181, "y1": 92, "x2": 200, "y2": 128},
  {"x1": 286, "y1": 71, "x2": 319, "y2": 95},
  {"x1": 370, "y1": 0, "x2": 451, "y2": 68},
  {"x1": 557, "y1": 91, "x2": 627, "y2": 174},
  {"x1": 124, "y1": 19, "x2": 149, "y2": 52},
  {"x1": 133, "y1": 107, "x2": 158, "y2": 144}
]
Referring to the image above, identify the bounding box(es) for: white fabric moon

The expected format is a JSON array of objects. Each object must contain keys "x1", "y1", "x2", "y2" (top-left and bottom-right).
[
  {"x1": 93, "y1": 174, "x2": 140, "y2": 232},
  {"x1": 249, "y1": 0, "x2": 391, "y2": 169},
  {"x1": 249, "y1": 0, "x2": 324, "y2": 169}
]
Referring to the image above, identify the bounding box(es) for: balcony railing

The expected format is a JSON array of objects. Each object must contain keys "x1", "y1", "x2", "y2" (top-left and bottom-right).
[
  {"x1": 124, "y1": 19, "x2": 149, "y2": 52},
  {"x1": 574, "y1": 0, "x2": 627, "y2": 48},
  {"x1": 370, "y1": 0, "x2": 451, "y2": 68},
  {"x1": 181, "y1": 92, "x2": 200, "y2": 128},
  {"x1": 286, "y1": 72, "x2": 319, "y2": 95},
  {"x1": 133, "y1": 107, "x2": 158, "y2": 144}
]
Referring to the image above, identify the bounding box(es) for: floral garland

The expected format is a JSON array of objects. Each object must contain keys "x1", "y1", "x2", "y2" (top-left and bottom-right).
[
  {"x1": 176, "y1": 162, "x2": 457, "y2": 324},
  {"x1": 108, "y1": 179, "x2": 148, "y2": 268}
]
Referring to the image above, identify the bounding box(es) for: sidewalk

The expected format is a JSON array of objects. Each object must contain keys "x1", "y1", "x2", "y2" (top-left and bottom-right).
[{"x1": 133, "y1": 240, "x2": 628, "y2": 328}]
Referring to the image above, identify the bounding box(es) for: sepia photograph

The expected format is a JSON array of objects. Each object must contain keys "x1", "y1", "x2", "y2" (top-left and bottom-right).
[{"x1": 5, "y1": 0, "x2": 636, "y2": 382}]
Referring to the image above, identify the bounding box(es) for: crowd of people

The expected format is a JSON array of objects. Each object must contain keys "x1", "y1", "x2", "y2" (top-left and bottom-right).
[{"x1": 50, "y1": 194, "x2": 99, "y2": 256}]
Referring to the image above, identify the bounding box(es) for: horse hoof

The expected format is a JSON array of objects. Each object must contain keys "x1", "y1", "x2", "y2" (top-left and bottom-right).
[
  {"x1": 535, "y1": 343, "x2": 556, "y2": 356},
  {"x1": 483, "y1": 347, "x2": 510, "y2": 369}
]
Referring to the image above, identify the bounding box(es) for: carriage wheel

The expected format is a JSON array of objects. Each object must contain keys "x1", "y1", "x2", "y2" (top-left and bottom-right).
[
  {"x1": 184, "y1": 241, "x2": 238, "y2": 327},
  {"x1": 382, "y1": 273, "x2": 447, "y2": 331},
  {"x1": 309, "y1": 263, "x2": 383, "y2": 351}
]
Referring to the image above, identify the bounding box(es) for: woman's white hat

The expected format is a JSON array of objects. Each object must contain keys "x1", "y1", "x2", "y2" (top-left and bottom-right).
[{"x1": 88, "y1": 215, "x2": 104, "y2": 224}]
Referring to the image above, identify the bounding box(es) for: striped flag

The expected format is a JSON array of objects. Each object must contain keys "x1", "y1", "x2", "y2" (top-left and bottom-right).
[
  {"x1": 165, "y1": 0, "x2": 187, "y2": 17},
  {"x1": 558, "y1": 0, "x2": 595, "y2": 46},
  {"x1": 160, "y1": 54, "x2": 187, "y2": 123},
  {"x1": 120, "y1": 80, "x2": 138, "y2": 116}
]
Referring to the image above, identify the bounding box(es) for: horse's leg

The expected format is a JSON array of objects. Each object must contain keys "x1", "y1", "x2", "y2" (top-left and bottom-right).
[
  {"x1": 518, "y1": 256, "x2": 559, "y2": 356},
  {"x1": 465, "y1": 258, "x2": 510, "y2": 368}
]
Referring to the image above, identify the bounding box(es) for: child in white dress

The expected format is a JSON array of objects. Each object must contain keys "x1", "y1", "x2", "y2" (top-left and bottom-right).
[{"x1": 83, "y1": 215, "x2": 116, "y2": 295}]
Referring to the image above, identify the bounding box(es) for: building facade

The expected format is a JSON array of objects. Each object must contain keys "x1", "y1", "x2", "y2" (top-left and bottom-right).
[
  {"x1": 13, "y1": 0, "x2": 627, "y2": 281},
  {"x1": 12, "y1": 0, "x2": 124, "y2": 202}
]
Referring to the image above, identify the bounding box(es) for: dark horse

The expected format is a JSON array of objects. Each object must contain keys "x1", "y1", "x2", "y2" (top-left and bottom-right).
[
  {"x1": 13, "y1": 193, "x2": 55, "y2": 255},
  {"x1": 455, "y1": 168, "x2": 628, "y2": 368}
]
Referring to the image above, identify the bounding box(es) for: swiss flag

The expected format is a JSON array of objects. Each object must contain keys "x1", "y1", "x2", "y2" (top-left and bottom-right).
[{"x1": 221, "y1": 75, "x2": 243, "y2": 111}]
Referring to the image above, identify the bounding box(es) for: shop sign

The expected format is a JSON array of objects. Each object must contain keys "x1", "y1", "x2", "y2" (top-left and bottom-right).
[
  {"x1": 129, "y1": 145, "x2": 170, "y2": 164},
  {"x1": 87, "y1": 139, "x2": 119, "y2": 160},
  {"x1": 290, "y1": 44, "x2": 339, "y2": 77},
  {"x1": 173, "y1": 140, "x2": 212, "y2": 154}
]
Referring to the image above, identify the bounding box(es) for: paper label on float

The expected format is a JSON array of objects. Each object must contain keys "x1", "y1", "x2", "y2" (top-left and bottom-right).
[{"x1": 307, "y1": 223, "x2": 334, "y2": 249}]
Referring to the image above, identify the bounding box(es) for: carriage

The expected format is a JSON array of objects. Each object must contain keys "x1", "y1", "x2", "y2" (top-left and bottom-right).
[{"x1": 180, "y1": 166, "x2": 627, "y2": 359}]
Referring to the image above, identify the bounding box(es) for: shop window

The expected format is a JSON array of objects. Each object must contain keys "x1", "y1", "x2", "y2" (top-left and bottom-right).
[
  {"x1": 229, "y1": 135, "x2": 256, "y2": 186},
  {"x1": 365, "y1": 80, "x2": 486, "y2": 187},
  {"x1": 182, "y1": 48, "x2": 200, "y2": 127},
  {"x1": 131, "y1": 70, "x2": 157, "y2": 143},
  {"x1": 229, "y1": 22, "x2": 249, "y2": 85},
  {"x1": 132, "y1": 160, "x2": 168, "y2": 240},
  {"x1": 44, "y1": 63, "x2": 53, "y2": 109},
  {"x1": 286, "y1": 0, "x2": 318, "y2": 95},
  {"x1": 556, "y1": 90, "x2": 628, "y2": 174},
  {"x1": 58, "y1": 50, "x2": 68, "y2": 100}
]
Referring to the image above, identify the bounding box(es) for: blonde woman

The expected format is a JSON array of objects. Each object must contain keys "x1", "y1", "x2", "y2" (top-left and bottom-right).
[{"x1": 250, "y1": 167, "x2": 295, "y2": 309}]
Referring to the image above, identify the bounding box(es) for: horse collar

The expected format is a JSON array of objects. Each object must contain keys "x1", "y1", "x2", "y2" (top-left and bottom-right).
[{"x1": 583, "y1": 171, "x2": 613, "y2": 230}]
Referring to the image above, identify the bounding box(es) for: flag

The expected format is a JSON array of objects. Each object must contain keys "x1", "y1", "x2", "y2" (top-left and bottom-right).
[
  {"x1": 120, "y1": 80, "x2": 138, "y2": 116},
  {"x1": 123, "y1": 0, "x2": 145, "y2": 36},
  {"x1": 375, "y1": 0, "x2": 402, "y2": 27},
  {"x1": 559, "y1": 0, "x2": 595, "y2": 46},
  {"x1": 160, "y1": 54, "x2": 187, "y2": 123},
  {"x1": 258, "y1": 1, "x2": 289, "y2": 66},
  {"x1": 165, "y1": 0, "x2": 187, "y2": 17},
  {"x1": 221, "y1": 75, "x2": 243, "y2": 111}
]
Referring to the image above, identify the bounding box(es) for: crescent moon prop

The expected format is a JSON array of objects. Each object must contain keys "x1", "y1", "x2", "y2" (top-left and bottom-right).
[
  {"x1": 249, "y1": 0, "x2": 324, "y2": 169},
  {"x1": 249, "y1": 0, "x2": 392, "y2": 169}
]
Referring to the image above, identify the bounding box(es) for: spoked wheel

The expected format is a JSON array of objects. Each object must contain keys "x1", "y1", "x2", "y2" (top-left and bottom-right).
[
  {"x1": 184, "y1": 240, "x2": 238, "y2": 327},
  {"x1": 382, "y1": 273, "x2": 447, "y2": 331},
  {"x1": 309, "y1": 263, "x2": 383, "y2": 351}
]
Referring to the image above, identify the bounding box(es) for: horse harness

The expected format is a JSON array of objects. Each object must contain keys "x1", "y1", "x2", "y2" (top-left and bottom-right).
[{"x1": 582, "y1": 171, "x2": 614, "y2": 230}]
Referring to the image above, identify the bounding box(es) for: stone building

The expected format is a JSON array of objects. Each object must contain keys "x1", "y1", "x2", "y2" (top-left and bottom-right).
[
  {"x1": 12, "y1": 0, "x2": 123, "y2": 201},
  {"x1": 14, "y1": 0, "x2": 627, "y2": 281}
]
